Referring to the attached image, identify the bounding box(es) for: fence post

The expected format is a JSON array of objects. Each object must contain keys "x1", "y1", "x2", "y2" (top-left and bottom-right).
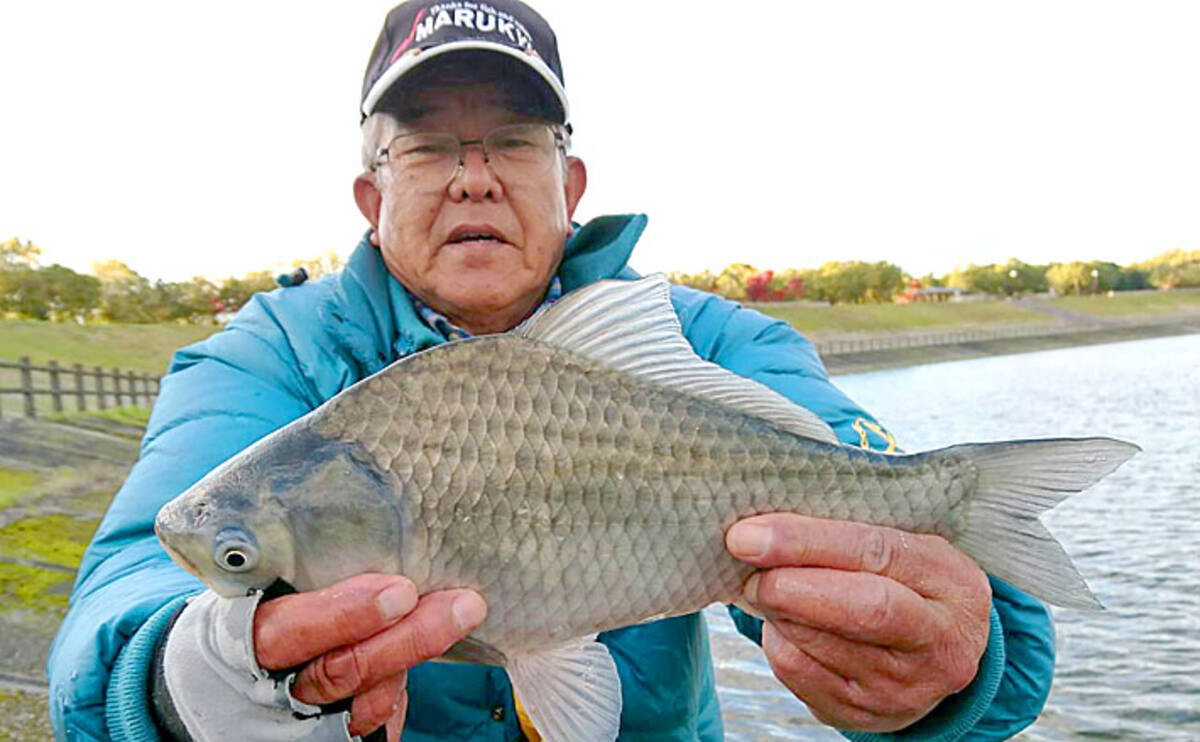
[
  {"x1": 113, "y1": 367, "x2": 124, "y2": 407},
  {"x1": 49, "y1": 360, "x2": 63, "y2": 414},
  {"x1": 95, "y1": 365, "x2": 107, "y2": 410},
  {"x1": 19, "y1": 356, "x2": 36, "y2": 418},
  {"x1": 142, "y1": 374, "x2": 153, "y2": 405},
  {"x1": 74, "y1": 363, "x2": 86, "y2": 411},
  {"x1": 129, "y1": 371, "x2": 139, "y2": 406}
]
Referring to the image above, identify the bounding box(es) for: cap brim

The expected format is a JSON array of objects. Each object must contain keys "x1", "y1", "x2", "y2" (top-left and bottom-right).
[{"x1": 361, "y1": 39, "x2": 569, "y2": 123}]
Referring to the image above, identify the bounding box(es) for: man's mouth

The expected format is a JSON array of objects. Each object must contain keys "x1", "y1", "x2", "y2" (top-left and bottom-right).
[
  {"x1": 449, "y1": 233, "x2": 503, "y2": 244},
  {"x1": 446, "y1": 225, "x2": 511, "y2": 246}
]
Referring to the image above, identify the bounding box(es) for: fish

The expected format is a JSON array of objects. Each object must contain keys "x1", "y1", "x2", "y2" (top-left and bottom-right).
[{"x1": 154, "y1": 274, "x2": 1138, "y2": 741}]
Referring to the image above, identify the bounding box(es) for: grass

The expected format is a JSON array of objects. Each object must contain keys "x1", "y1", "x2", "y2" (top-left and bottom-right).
[
  {"x1": 754, "y1": 300, "x2": 1047, "y2": 335},
  {"x1": 0, "y1": 469, "x2": 42, "y2": 510},
  {"x1": 0, "y1": 319, "x2": 219, "y2": 374},
  {"x1": 0, "y1": 561, "x2": 73, "y2": 616},
  {"x1": 1043, "y1": 288, "x2": 1200, "y2": 317},
  {"x1": 48, "y1": 406, "x2": 151, "y2": 428},
  {"x1": 753, "y1": 288, "x2": 1200, "y2": 335},
  {"x1": 0, "y1": 687, "x2": 53, "y2": 741},
  {"x1": 0, "y1": 514, "x2": 99, "y2": 569}
]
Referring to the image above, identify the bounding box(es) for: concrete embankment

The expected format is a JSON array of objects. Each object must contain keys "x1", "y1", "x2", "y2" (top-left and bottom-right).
[
  {"x1": 813, "y1": 312, "x2": 1200, "y2": 375},
  {"x1": 0, "y1": 415, "x2": 141, "y2": 740}
]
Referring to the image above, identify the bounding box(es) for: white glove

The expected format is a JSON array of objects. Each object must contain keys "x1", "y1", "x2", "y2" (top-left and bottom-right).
[{"x1": 161, "y1": 590, "x2": 356, "y2": 741}]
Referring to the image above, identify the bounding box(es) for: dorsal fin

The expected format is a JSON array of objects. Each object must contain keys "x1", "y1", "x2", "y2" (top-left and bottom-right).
[{"x1": 514, "y1": 275, "x2": 840, "y2": 445}]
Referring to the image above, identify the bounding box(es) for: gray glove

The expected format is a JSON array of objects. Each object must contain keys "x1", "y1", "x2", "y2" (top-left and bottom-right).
[{"x1": 158, "y1": 590, "x2": 356, "y2": 741}]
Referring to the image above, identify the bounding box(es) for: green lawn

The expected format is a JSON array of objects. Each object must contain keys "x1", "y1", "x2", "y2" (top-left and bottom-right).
[
  {"x1": 754, "y1": 300, "x2": 1047, "y2": 335},
  {"x1": 1043, "y1": 288, "x2": 1200, "y2": 317},
  {"x1": 0, "y1": 320, "x2": 219, "y2": 374},
  {"x1": 49, "y1": 406, "x2": 152, "y2": 428},
  {"x1": 752, "y1": 288, "x2": 1199, "y2": 335},
  {"x1": 0, "y1": 321, "x2": 220, "y2": 417},
  {"x1": 0, "y1": 468, "x2": 41, "y2": 510}
]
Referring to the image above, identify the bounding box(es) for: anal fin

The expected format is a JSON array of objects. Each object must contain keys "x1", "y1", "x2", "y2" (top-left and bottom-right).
[{"x1": 505, "y1": 635, "x2": 621, "y2": 742}]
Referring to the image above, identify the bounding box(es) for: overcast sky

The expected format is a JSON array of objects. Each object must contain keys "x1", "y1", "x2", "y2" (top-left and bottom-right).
[{"x1": 2, "y1": 1, "x2": 1198, "y2": 283}]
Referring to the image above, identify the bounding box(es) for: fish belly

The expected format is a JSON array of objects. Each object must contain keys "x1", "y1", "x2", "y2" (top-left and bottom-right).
[{"x1": 321, "y1": 336, "x2": 971, "y2": 656}]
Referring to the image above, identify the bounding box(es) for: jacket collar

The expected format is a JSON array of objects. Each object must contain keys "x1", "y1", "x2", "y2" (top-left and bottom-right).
[{"x1": 320, "y1": 213, "x2": 648, "y2": 377}]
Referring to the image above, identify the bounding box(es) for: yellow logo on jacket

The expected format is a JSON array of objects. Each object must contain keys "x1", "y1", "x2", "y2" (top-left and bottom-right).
[{"x1": 852, "y1": 417, "x2": 898, "y2": 453}]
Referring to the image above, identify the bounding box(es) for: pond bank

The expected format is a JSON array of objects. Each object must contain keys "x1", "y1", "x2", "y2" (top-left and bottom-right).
[
  {"x1": 0, "y1": 414, "x2": 141, "y2": 741},
  {"x1": 816, "y1": 312, "x2": 1200, "y2": 375}
]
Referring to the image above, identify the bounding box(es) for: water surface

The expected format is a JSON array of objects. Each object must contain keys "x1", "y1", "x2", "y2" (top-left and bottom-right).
[{"x1": 708, "y1": 333, "x2": 1200, "y2": 740}]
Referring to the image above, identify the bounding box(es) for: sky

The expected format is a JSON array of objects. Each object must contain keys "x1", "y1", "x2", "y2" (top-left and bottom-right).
[{"x1": 2, "y1": 1, "x2": 1199, "y2": 283}]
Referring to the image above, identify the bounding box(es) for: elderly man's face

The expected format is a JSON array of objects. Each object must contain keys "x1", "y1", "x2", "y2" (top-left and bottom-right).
[{"x1": 354, "y1": 83, "x2": 587, "y2": 335}]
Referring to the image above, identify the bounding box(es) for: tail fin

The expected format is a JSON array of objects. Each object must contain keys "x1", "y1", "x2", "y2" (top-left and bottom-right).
[{"x1": 947, "y1": 437, "x2": 1139, "y2": 610}]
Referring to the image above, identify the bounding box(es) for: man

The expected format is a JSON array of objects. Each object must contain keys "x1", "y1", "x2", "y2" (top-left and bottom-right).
[{"x1": 48, "y1": 2, "x2": 1055, "y2": 740}]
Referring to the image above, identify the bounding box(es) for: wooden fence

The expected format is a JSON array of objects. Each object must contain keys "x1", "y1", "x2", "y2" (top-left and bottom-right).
[{"x1": 0, "y1": 357, "x2": 160, "y2": 419}]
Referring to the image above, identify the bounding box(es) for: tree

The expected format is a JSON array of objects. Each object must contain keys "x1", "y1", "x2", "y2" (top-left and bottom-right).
[
  {"x1": 292, "y1": 250, "x2": 345, "y2": 280},
  {"x1": 0, "y1": 237, "x2": 42, "y2": 268},
  {"x1": 712, "y1": 263, "x2": 758, "y2": 301},
  {"x1": 1136, "y1": 249, "x2": 1200, "y2": 289},
  {"x1": 666, "y1": 269, "x2": 718, "y2": 294},
  {"x1": 217, "y1": 271, "x2": 278, "y2": 314},
  {"x1": 812, "y1": 261, "x2": 903, "y2": 304},
  {"x1": 175, "y1": 277, "x2": 222, "y2": 322},
  {"x1": 39, "y1": 264, "x2": 101, "y2": 320},
  {"x1": 0, "y1": 263, "x2": 100, "y2": 320},
  {"x1": 93, "y1": 259, "x2": 156, "y2": 322},
  {"x1": 1045, "y1": 262, "x2": 1093, "y2": 296}
]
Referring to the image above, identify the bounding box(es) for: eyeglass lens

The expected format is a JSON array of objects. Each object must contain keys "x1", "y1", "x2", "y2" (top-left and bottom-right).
[{"x1": 381, "y1": 124, "x2": 558, "y2": 190}]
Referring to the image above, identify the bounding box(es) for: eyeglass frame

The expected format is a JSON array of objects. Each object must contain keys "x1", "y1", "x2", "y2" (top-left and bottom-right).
[{"x1": 369, "y1": 122, "x2": 571, "y2": 186}]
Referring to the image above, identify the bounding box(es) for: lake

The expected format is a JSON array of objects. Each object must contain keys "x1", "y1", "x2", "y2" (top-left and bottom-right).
[{"x1": 707, "y1": 333, "x2": 1200, "y2": 741}]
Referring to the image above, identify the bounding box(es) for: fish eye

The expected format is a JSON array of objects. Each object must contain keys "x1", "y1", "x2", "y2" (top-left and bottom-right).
[{"x1": 213, "y1": 528, "x2": 259, "y2": 573}]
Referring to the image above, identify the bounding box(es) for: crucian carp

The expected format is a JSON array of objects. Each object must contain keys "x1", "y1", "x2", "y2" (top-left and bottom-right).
[{"x1": 155, "y1": 274, "x2": 1138, "y2": 741}]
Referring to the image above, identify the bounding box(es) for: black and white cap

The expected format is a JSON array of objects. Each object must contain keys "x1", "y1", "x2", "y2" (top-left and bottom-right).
[{"x1": 361, "y1": 0, "x2": 568, "y2": 124}]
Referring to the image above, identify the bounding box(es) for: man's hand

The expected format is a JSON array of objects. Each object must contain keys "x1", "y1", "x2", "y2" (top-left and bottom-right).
[
  {"x1": 726, "y1": 514, "x2": 991, "y2": 733},
  {"x1": 254, "y1": 573, "x2": 487, "y2": 741}
]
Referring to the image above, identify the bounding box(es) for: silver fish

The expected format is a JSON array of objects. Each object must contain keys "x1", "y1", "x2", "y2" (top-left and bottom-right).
[{"x1": 155, "y1": 275, "x2": 1137, "y2": 741}]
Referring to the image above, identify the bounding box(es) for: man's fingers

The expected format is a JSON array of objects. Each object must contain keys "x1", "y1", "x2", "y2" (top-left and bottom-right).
[
  {"x1": 347, "y1": 673, "x2": 407, "y2": 738},
  {"x1": 291, "y1": 589, "x2": 486, "y2": 706},
  {"x1": 744, "y1": 567, "x2": 936, "y2": 650},
  {"x1": 761, "y1": 622, "x2": 897, "y2": 732},
  {"x1": 768, "y1": 617, "x2": 910, "y2": 683},
  {"x1": 385, "y1": 697, "x2": 407, "y2": 742},
  {"x1": 255, "y1": 573, "x2": 419, "y2": 671},
  {"x1": 726, "y1": 513, "x2": 977, "y2": 598}
]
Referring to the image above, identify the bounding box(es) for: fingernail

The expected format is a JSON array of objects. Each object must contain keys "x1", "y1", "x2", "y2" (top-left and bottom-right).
[
  {"x1": 376, "y1": 582, "x2": 417, "y2": 621},
  {"x1": 452, "y1": 592, "x2": 487, "y2": 632},
  {"x1": 743, "y1": 573, "x2": 761, "y2": 604},
  {"x1": 727, "y1": 523, "x2": 771, "y2": 560}
]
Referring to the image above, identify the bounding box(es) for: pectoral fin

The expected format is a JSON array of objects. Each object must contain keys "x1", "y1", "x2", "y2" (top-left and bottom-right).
[{"x1": 505, "y1": 635, "x2": 621, "y2": 742}]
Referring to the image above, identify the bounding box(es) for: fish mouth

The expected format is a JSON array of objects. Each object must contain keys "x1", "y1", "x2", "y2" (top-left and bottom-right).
[
  {"x1": 155, "y1": 506, "x2": 204, "y2": 578},
  {"x1": 157, "y1": 531, "x2": 204, "y2": 579}
]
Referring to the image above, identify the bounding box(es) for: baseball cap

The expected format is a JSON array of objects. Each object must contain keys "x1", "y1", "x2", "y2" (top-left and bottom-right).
[{"x1": 361, "y1": 1, "x2": 569, "y2": 124}]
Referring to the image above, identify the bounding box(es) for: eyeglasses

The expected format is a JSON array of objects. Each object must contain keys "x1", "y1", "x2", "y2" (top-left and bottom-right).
[{"x1": 372, "y1": 123, "x2": 566, "y2": 190}]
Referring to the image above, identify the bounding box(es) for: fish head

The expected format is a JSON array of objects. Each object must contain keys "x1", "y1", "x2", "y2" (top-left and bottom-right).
[
  {"x1": 156, "y1": 421, "x2": 406, "y2": 597},
  {"x1": 155, "y1": 436, "x2": 299, "y2": 598}
]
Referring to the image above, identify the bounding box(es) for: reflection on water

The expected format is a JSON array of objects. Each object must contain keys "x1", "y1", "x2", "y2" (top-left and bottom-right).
[{"x1": 710, "y1": 333, "x2": 1200, "y2": 741}]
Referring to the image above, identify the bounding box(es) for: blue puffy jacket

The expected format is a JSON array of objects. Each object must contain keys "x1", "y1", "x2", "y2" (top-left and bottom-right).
[{"x1": 48, "y1": 214, "x2": 1054, "y2": 741}]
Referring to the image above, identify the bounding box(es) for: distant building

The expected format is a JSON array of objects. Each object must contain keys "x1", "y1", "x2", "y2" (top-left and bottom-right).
[{"x1": 895, "y1": 280, "x2": 968, "y2": 304}]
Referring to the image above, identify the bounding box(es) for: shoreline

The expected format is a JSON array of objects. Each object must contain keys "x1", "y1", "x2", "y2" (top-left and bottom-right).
[{"x1": 817, "y1": 314, "x2": 1200, "y2": 375}]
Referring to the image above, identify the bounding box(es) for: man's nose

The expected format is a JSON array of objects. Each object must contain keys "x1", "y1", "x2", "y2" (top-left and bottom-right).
[{"x1": 449, "y1": 144, "x2": 504, "y2": 202}]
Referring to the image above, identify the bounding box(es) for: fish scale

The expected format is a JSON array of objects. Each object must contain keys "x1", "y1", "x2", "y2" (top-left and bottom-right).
[{"x1": 310, "y1": 335, "x2": 965, "y2": 656}]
